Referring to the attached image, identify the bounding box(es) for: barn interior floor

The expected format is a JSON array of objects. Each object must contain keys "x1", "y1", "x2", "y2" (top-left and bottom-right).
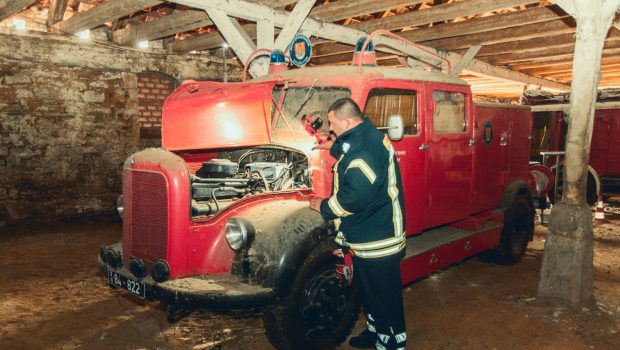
[{"x1": 1, "y1": 205, "x2": 619, "y2": 350}]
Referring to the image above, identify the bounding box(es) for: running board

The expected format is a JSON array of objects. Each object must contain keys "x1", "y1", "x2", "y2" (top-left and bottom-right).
[{"x1": 400, "y1": 213, "x2": 503, "y2": 285}]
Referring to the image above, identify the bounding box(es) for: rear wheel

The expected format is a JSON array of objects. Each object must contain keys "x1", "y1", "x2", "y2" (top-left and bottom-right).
[
  {"x1": 263, "y1": 241, "x2": 361, "y2": 350},
  {"x1": 483, "y1": 194, "x2": 534, "y2": 265}
]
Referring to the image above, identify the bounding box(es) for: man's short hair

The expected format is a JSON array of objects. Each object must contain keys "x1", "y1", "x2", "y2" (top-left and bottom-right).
[{"x1": 328, "y1": 98, "x2": 363, "y2": 120}]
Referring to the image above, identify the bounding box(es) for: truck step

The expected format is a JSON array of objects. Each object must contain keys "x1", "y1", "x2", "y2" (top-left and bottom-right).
[{"x1": 400, "y1": 217, "x2": 503, "y2": 285}]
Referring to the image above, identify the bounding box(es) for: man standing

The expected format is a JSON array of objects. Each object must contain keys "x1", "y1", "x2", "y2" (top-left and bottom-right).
[{"x1": 310, "y1": 98, "x2": 407, "y2": 350}]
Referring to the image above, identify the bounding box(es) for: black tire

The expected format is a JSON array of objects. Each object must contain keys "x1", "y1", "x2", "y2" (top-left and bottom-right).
[
  {"x1": 263, "y1": 241, "x2": 361, "y2": 350},
  {"x1": 483, "y1": 194, "x2": 534, "y2": 265}
]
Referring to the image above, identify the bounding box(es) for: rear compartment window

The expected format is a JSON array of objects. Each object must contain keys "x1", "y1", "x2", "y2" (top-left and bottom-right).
[
  {"x1": 432, "y1": 91, "x2": 466, "y2": 133},
  {"x1": 272, "y1": 86, "x2": 351, "y2": 131},
  {"x1": 364, "y1": 89, "x2": 418, "y2": 135}
]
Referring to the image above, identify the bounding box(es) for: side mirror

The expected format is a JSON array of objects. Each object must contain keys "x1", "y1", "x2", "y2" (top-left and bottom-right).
[{"x1": 386, "y1": 114, "x2": 404, "y2": 141}]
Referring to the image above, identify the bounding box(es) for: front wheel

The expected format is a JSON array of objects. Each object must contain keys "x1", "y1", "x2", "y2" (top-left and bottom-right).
[{"x1": 263, "y1": 241, "x2": 361, "y2": 350}]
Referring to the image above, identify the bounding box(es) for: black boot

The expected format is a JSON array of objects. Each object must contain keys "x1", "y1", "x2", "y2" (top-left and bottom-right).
[{"x1": 348, "y1": 329, "x2": 376, "y2": 349}]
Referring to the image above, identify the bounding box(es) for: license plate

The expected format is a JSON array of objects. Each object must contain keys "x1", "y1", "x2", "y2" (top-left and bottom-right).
[{"x1": 108, "y1": 269, "x2": 146, "y2": 299}]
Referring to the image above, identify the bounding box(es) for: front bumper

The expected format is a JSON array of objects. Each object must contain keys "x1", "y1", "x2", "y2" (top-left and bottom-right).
[{"x1": 98, "y1": 245, "x2": 276, "y2": 310}]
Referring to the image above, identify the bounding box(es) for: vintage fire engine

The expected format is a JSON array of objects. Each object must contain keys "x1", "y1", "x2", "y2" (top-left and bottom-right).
[{"x1": 99, "y1": 36, "x2": 553, "y2": 349}]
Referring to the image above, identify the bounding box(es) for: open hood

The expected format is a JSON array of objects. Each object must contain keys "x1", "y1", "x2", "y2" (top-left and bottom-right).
[{"x1": 162, "y1": 80, "x2": 277, "y2": 151}]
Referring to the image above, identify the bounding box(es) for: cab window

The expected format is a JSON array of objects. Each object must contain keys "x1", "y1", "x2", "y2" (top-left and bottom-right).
[
  {"x1": 432, "y1": 91, "x2": 466, "y2": 133},
  {"x1": 364, "y1": 89, "x2": 418, "y2": 135}
]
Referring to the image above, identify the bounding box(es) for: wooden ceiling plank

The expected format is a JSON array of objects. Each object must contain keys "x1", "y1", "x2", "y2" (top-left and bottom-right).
[
  {"x1": 113, "y1": 10, "x2": 212, "y2": 45},
  {"x1": 0, "y1": 0, "x2": 35, "y2": 22},
  {"x1": 349, "y1": 0, "x2": 541, "y2": 33},
  {"x1": 52, "y1": 0, "x2": 163, "y2": 35},
  {"x1": 509, "y1": 55, "x2": 620, "y2": 70},
  {"x1": 311, "y1": 5, "x2": 572, "y2": 62},
  {"x1": 398, "y1": 5, "x2": 569, "y2": 43},
  {"x1": 310, "y1": 0, "x2": 427, "y2": 22},
  {"x1": 463, "y1": 33, "x2": 578, "y2": 57},
  {"x1": 47, "y1": 0, "x2": 68, "y2": 27},
  {"x1": 489, "y1": 42, "x2": 620, "y2": 65},
  {"x1": 420, "y1": 17, "x2": 575, "y2": 51}
]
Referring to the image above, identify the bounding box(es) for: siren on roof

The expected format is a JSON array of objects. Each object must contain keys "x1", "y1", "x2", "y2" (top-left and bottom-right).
[
  {"x1": 352, "y1": 37, "x2": 377, "y2": 67},
  {"x1": 268, "y1": 49, "x2": 288, "y2": 74}
]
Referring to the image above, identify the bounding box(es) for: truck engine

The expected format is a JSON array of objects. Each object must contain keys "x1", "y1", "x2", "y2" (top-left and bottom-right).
[{"x1": 189, "y1": 147, "x2": 309, "y2": 217}]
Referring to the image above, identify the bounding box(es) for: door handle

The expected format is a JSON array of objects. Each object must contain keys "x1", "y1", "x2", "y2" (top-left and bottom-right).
[
  {"x1": 468, "y1": 138, "x2": 477, "y2": 146},
  {"x1": 419, "y1": 144, "x2": 429, "y2": 150}
]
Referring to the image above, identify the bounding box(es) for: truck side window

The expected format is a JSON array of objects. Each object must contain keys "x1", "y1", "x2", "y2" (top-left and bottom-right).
[
  {"x1": 432, "y1": 91, "x2": 466, "y2": 133},
  {"x1": 364, "y1": 88, "x2": 418, "y2": 135}
]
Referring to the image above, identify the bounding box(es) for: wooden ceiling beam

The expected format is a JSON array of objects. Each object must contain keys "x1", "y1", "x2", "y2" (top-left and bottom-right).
[
  {"x1": 112, "y1": 9, "x2": 212, "y2": 45},
  {"x1": 47, "y1": 0, "x2": 68, "y2": 27},
  {"x1": 349, "y1": 0, "x2": 541, "y2": 33},
  {"x1": 112, "y1": 0, "x2": 296, "y2": 45},
  {"x1": 489, "y1": 42, "x2": 620, "y2": 65},
  {"x1": 0, "y1": 0, "x2": 35, "y2": 22},
  {"x1": 169, "y1": 0, "x2": 427, "y2": 52},
  {"x1": 509, "y1": 55, "x2": 620, "y2": 70},
  {"x1": 52, "y1": 0, "x2": 163, "y2": 35}
]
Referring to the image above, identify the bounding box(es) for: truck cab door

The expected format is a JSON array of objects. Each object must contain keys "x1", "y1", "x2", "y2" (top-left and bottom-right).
[
  {"x1": 423, "y1": 86, "x2": 474, "y2": 228},
  {"x1": 361, "y1": 82, "x2": 426, "y2": 235}
]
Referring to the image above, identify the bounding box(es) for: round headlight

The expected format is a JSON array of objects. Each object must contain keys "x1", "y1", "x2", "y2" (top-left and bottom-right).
[
  {"x1": 225, "y1": 217, "x2": 255, "y2": 251},
  {"x1": 116, "y1": 195, "x2": 124, "y2": 219}
]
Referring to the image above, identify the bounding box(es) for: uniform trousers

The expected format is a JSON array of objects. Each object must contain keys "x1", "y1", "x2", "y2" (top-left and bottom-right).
[{"x1": 353, "y1": 252, "x2": 407, "y2": 350}]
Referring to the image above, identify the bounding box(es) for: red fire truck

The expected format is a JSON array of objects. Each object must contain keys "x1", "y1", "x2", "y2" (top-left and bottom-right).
[
  {"x1": 527, "y1": 91, "x2": 620, "y2": 205},
  {"x1": 100, "y1": 38, "x2": 552, "y2": 349}
]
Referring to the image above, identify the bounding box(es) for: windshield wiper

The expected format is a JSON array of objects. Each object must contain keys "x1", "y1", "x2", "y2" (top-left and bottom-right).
[{"x1": 292, "y1": 78, "x2": 319, "y2": 120}]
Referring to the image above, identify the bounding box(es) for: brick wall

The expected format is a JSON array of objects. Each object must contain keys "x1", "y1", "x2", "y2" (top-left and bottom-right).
[{"x1": 0, "y1": 30, "x2": 242, "y2": 227}]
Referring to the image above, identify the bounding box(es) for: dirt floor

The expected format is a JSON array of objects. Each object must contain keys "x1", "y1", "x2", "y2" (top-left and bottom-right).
[{"x1": 1, "y1": 206, "x2": 619, "y2": 350}]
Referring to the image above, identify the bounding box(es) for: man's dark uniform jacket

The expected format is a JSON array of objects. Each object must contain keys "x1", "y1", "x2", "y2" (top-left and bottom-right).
[{"x1": 319, "y1": 117, "x2": 406, "y2": 259}]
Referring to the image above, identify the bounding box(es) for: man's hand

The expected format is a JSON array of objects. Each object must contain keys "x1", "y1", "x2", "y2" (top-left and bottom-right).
[
  {"x1": 309, "y1": 197, "x2": 324, "y2": 212},
  {"x1": 311, "y1": 133, "x2": 334, "y2": 151}
]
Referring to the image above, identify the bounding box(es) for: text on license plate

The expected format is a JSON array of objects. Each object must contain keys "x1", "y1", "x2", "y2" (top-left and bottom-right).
[{"x1": 108, "y1": 269, "x2": 146, "y2": 299}]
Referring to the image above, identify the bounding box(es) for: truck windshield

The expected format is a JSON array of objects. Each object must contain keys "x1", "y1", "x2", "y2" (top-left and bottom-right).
[{"x1": 272, "y1": 86, "x2": 351, "y2": 131}]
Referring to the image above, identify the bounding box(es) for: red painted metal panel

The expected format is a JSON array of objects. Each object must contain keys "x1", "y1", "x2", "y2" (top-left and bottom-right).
[
  {"x1": 591, "y1": 109, "x2": 620, "y2": 177},
  {"x1": 400, "y1": 226, "x2": 501, "y2": 285},
  {"x1": 162, "y1": 81, "x2": 277, "y2": 151},
  {"x1": 424, "y1": 83, "x2": 474, "y2": 228}
]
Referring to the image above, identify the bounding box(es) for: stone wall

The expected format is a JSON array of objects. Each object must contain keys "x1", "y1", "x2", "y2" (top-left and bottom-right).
[{"x1": 0, "y1": 30, "x2": 242, "y2": 227}]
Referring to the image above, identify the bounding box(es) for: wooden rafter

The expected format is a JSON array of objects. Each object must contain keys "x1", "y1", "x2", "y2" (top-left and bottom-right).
[
  {"x1": 52, "y1": 0, "x2": 162, "y2": 35},
  {"x1": 0, "y1": 0, "x2": 35, "y2": 22},
  {"x1": 170, "y1": 0, "x2": 430, "y2": 52},
  {"x1": 112, "y1": 9, "x2": 212, "y2": 45}
]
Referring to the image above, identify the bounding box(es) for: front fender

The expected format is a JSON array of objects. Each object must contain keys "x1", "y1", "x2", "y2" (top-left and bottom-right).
[{"x1": 229, "y1": 200, "x2": 335, "y2": 296}]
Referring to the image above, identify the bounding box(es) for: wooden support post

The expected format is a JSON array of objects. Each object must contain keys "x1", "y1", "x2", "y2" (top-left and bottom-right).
[
  {"x1": 452, "y1": 45, "x2": 482, "y2": 76},
  {"x1": 538, "y1": 0, "x2": 620, "y2": 307},
  {"x1": 47, "y1": 0, "x2": 68, "y2": 28}
]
